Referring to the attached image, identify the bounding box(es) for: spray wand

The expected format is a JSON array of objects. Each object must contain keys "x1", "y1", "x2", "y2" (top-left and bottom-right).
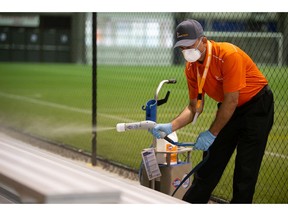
[
  {"x1": 116, "y1": 120, "x2": 175, "y2": 143},
  {"x1": 116, "y1": 120, "x2": 196, "y2": 147},
  {"x1": 116, "y1": 120, "x2": 156, "y2": 132}
]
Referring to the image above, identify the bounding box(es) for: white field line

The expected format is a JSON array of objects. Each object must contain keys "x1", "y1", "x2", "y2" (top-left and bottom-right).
[
  {"x1": 0, "y1": 92, "x2": 137, "y2": 123},
  {"x1": 1, "y1": 91, "x2": 287, "y2": 160},
  {"x1": 0, "y1": 91, "x2": 91, "y2": 114},
  {"x1": 264, "y1": 151, "x2": 288, "y2": 160}
]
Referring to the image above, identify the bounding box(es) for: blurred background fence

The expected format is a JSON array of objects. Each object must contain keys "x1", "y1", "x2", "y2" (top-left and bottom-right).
[{"x1": 0, "y1": 12, "x2": 287, "y2": 203}]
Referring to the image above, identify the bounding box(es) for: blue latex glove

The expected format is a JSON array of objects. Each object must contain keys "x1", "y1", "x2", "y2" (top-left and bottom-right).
[
  {"x1": 194, "y1": 130, "x2": 216, "y2": 151},
  {"x1": 150, "y1": 123, "x2": 172, "y2": 139}
]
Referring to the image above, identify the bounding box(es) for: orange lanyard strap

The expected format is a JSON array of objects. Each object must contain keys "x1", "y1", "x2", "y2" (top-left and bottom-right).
[{"x1": 196, "y1": 40, "x2": 212, "y2": 110}]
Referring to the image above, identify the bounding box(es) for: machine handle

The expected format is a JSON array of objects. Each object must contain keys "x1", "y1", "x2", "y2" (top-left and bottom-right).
[
  {"x1": 155, "y1": 79, "x2": 177, "y2": 101},
  {"x1": 167, "y1": 79, "x2": 177, "y2": 84},
  {"x1": 157, "y1": 91, "x2": 170, "y2": 106}
]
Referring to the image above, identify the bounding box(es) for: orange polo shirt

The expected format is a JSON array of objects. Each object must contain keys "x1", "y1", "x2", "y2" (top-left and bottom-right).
[{"x1": 185, "y1": 40, "x2": 268, "y2": 106}]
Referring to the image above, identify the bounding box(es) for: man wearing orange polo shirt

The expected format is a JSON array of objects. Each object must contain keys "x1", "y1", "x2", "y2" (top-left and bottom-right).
[{"x1": 150, "y1": 19, "x2": 274, "y2": 203}]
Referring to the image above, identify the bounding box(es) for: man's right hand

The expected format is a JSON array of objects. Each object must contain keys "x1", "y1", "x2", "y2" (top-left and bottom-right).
[{"x1": 150, "y1": 123, "x2": 172, "y2": 139}]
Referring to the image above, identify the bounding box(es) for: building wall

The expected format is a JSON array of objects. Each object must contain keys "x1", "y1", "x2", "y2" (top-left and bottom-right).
[{"x1": 0, "y1": 13, "x2": 86, "y2": 63}]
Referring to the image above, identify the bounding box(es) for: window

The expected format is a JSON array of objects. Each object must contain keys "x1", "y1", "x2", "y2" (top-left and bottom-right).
[{"x1": 98, "y1": 20, "x2": 167, "y2": 48}]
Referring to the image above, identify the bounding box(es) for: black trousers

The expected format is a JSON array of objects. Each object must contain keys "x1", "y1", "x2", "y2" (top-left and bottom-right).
[{"x1": 183, "y1": 86, "x2": 274, "y2": 203}]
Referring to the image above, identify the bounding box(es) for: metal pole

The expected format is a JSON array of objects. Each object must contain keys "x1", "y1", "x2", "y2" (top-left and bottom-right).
[{"x1": 92, "y1": 12, "x2": 97, "y2": 166}]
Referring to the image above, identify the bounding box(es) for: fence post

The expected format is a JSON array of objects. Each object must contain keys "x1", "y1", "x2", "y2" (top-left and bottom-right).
[{"x1": 92, "y1": 12, "x2": 97, "y2": 166}]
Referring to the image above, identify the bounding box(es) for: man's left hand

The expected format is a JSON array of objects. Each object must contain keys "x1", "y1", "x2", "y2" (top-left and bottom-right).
[{"x1": 194, "y1": 130, "x2": 216, "y2": 151}]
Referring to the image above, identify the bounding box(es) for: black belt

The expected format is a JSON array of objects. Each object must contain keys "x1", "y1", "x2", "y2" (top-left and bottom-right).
[
  {"x1": 241, "y1": 85, "x2": 271, "y2": 107},
  {"x1": 250, "y1": 85, "x2": 271, "y2": 102},
  {"x1": 217, "y1": 85, "x2": 271, "y2": 109}
]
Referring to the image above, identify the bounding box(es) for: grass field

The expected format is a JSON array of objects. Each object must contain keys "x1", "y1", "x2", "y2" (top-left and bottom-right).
[{"x1": 0, "y1": 62, "x2": 287, "y2": 203}]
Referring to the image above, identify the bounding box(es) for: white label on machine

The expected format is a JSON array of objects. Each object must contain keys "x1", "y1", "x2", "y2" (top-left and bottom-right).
[{"x1": 141, "y1": 148, "x2": 161, "y2": 180}]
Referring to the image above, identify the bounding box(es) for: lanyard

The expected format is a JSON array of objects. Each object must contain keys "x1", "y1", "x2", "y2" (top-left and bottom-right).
[
  {"x1": 192, "y1": 40, "x2": 212, "y2": 124},
  {"x1": 196, "y1": 40, "x2": 212, "y2": 110}
]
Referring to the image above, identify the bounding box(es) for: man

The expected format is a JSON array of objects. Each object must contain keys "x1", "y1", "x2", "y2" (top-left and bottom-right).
[{"x1": 150, "y1": 19, "x2": 274, "y2": 203}]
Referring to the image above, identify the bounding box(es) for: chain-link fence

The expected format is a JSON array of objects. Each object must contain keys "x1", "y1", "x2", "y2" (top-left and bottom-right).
[
  {"x1": 95, "y1": 12, "x2": 288, "y2": 203},
  {"x1": 0, "y1": 12, "x2": 287, "y2": 203}
]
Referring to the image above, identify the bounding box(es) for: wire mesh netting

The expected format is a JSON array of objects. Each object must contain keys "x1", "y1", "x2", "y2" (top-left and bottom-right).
[{"x1": 95, "y1": 12, "x2": 288, "y2": 203}]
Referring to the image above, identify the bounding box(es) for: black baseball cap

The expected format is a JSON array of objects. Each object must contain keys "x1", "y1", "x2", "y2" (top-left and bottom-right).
[{"x1": 174, "y1": 19, "x2": 204, "y2": 48}]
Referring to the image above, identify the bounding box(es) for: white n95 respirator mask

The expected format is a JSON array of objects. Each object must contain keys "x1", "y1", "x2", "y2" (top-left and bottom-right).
[
  {"x1": 182, "y1": 38, "x2": 203, "y2": 62},
  {"x1": 182, "y1": 48, "x2": 201, "y2": 62}
]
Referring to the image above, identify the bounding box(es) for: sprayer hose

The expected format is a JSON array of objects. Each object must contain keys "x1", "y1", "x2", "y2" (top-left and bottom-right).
[{"x1": 171, "y1": 149, "x2": 210, "y2": 197}]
